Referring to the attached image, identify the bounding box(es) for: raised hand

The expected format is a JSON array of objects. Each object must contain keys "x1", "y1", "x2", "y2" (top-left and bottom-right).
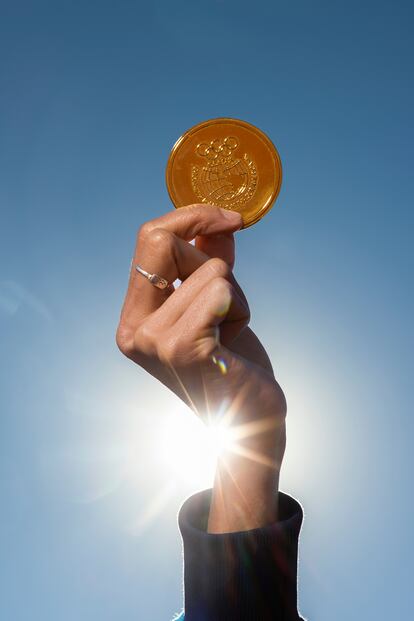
[{"x1": 116, "y1": 205, "x2": 286, "y2": 532}]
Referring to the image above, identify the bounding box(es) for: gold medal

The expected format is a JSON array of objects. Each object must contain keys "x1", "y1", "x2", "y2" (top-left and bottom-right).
[{"x1": 166, "y1": 118, "x2": 282, "y2": 228}]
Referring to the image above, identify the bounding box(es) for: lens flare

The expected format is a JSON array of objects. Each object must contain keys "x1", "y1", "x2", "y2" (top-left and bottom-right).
[
  {"x1": 205, "y1": 420, "x2": 237, "y2": 457},
  {"x1": 158, "y1": 407, "x2": 237, "y2": 487},
  {"x1": 212, "y1": 354, "x2": 228, "y2": 375}
]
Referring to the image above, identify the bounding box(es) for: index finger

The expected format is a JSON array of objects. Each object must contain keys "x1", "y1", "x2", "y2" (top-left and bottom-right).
[
  {"x1": 119, "y1": 204, "x2": 242, "y2": 334},
  {"x1": 139, "y1": 204, "x2": 242, "y2": 241}
]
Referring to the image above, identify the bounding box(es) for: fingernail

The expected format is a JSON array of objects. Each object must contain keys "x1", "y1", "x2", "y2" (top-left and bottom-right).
[{"x1": 220, "y1": 208, "x2": 243, "y2": 224}]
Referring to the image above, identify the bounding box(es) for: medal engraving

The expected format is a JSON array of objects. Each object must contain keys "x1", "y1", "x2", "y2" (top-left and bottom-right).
[{"x1": 191, "y1": 137, "x2": 258, "y2": 209}]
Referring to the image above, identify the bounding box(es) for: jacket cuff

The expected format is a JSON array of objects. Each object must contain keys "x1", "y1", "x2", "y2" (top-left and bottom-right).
[{"x1": 178, "y1": 488, "x2": 303, "y2": 621}]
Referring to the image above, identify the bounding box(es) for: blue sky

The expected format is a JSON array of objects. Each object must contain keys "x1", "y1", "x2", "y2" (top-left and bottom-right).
[{"x1": 1, "y1": 1, "x2": 413, "y2": 619}]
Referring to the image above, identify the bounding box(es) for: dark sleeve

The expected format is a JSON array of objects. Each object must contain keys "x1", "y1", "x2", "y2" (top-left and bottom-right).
[{"x1": 178, "y1": 489, "x2": 304, "y2": 621}]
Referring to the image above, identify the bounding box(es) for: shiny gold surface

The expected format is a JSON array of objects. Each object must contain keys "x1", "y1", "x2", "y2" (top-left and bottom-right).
[{"x1": 166, "y1": 118, "x2": 282, "y2": 228}]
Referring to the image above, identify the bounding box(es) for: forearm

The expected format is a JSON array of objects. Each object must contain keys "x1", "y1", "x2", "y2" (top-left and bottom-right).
[
  {"x1": 208, "y1": 423, "x2": 283, "y2": 533},
  {"x1": 208, "y1": 460, "x2": 279, "y2": 533},
  {"x1": 204, "y1": 350, "x2": 286, "y2": 533}
]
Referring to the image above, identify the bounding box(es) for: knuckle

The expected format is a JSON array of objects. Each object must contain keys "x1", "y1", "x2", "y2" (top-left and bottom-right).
[
  {"x1": 145, "y1": 227, "x2": 174, "y2": 250},
  {"x1": 137, "y1": 221, "x2": 154, "y2": 241},
  {"x1": 115, "y1": 325, "x2": 135, "y2": 358},
  {"x1": 134, "y1": 322, "x2": 156, "y2": 355},
  {"x1": 205, "y1": 257, "x2": 231, "y2": 279},
  {"x1": 135, "y1": 226, "x2": 176, "y2": 269},
  {"x1": 209, "y1": 276, "x2": 232, "y2": 297}
]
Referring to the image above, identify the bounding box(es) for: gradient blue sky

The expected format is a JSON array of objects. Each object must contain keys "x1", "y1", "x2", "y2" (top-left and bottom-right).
[{"x1": 1, "y1": 1, "x2": 413, "y2": 619}]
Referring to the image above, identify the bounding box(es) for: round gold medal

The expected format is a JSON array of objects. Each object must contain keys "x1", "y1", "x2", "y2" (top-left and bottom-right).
[{"x1": 166, "y1": 118, "x2": 282, "y2": 228}]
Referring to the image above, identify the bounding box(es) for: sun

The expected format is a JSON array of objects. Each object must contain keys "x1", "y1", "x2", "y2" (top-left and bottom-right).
[{"x1": 158, "y1": 405, "x2": 237, "y2": 488}]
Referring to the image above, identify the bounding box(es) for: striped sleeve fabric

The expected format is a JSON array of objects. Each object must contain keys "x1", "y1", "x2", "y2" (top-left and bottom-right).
[{"x1": 176, "y1": 488, "x2": 303, "y2": 621}]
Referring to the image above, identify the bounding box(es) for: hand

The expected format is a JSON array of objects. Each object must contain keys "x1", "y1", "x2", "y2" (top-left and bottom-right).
[{"x1": 116, "y1": 205, "x2": 286, "y2": 532}]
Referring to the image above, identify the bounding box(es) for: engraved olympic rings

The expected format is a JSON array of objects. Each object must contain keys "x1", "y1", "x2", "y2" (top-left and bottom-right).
[{"x1": 196, "y1": 136, "x2": 239, "y2": 160}]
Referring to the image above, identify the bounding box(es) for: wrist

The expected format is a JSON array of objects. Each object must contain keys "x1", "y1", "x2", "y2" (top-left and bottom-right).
[{"x1": 207, "y1": 419, "x2": 285, "y2": 533}]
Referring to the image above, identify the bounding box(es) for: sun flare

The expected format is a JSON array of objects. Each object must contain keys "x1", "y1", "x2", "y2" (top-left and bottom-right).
[{"x1": 158, "y1": 407, "x2": 237, "y2": 488}]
